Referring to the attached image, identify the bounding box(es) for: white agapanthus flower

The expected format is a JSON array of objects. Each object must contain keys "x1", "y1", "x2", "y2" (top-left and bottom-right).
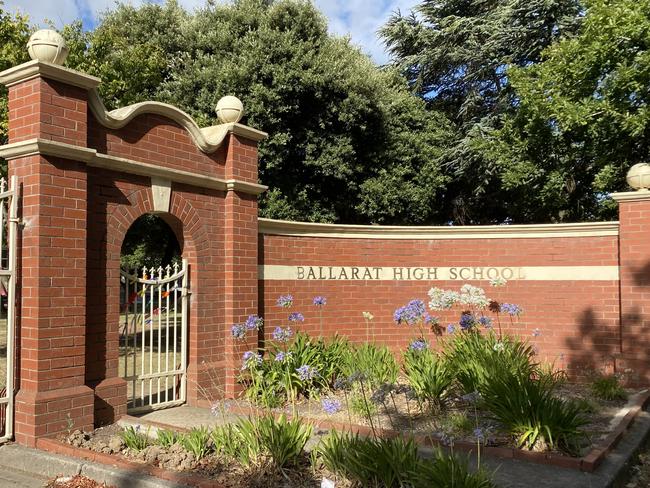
[
  {"x1": 428, "y1": 287, "x2": 461, "y2": 310},
  {"x1": 459, "y1": 284, "x2": 490, "y2": 308}
]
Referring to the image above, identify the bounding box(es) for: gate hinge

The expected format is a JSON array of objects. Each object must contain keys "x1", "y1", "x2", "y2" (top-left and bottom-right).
[{"x1": 182, "y1": 287, "x2": 191, "y2": 297}]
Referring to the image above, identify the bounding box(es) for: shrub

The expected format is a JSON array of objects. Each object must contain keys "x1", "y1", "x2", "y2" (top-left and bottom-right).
[
  {"x1": 403, "y1": 347, "x2": 454, "y2": 410},
  {"x1": 255, "y1": 414, "x2": 313, "y2": 468},
  {"x1": 155, "y1": 429, "x2": 177, "y2": 448},
  {"x1": 591, "y1": 374, "x2": 627, "y2": 401},
  {"x1": 342, "y1": 343, "x2": 399, "y2": 389},
  {"x1": 445, "y1": 330, "x2": 537, "y2": 394},
  {"x1": 481, "y1": 373, "x2": 587, "y2": 452},
  {"x1": 179, "y1": 426, "x2": 211, "y2": 459},
  {"x1": 317, "y1": 431, "x2": 496, "y2": 488},
  {"x1": 441, "y1": 411, "x2": 473, "y2": 436},
  {"x1": 213, "y1": 415, "x2": 312, "y2": 469},
  {"x1": 349, "y1": 390, "x2": 379, "y2": 420},
  {"x1": 243, "y1": 332, "x2": 353, "y2": 407},
  {"x1": 120, "y1": 425, "x2": 149, "y2": 451},
  {"x1": 317, "y1": 430, "x2": 419, "y2": 487},
  {"x1": 412, "y1": 448, "x2": 497, "y2": 488},
  {"x1": 211, "y1": 423, "x2": 245, "y2": 461}
]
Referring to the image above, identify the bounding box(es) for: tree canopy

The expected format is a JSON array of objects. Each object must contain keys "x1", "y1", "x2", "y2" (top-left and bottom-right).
[
  {"x1": 0, "y1": 0, "x2": 647, "y2": 227},
  {"x1": 64, "y1": 0, "x2": 453, "y2": 225},
  {"x1": 486, "y1": 0, "x2": 650, "y2": 222},
  {"x1": 381, "y1": 0, "x2": 583, "y2": 223},
  {"x1": 0, "y1": 3, "x2": 31, "y2": 171}
]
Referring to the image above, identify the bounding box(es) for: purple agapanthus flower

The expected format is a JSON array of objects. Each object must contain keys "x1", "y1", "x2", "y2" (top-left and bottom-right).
[
  {"x1": 321, "y1": 398, "x2": 341, "y2": 415},
  {"x1": 478, "y1": 316, "x2": 493, "y2": 328},
  {"x1": 276, "y1": 294, "x2": 294, "y2": 308},
  {"x1": 446, "y1": 324, "x2": 456, "y2": 334},
  {"x1": 231, "y1": 323, "x2": 246, "y2": 340},
  {"x1": 474, "y1": 427, "x2": 485, "y2": 442},
  {"x1": 409, "y1": 339, "x2": 428, "y2": 352},
  {"x1": 459, "y1": 313, "x2": 475, "y2": 330},
  {"x1": 275, "y1": 351, "x2": 292, "y2": 362},
  {"x1": 241, "y1": 351, "x2": 262, "y2": 370},
  {"x1": 394, "y1": 299, "x2": 427, "y2": 325},
  {"x1": 313, "y1": 296, "x2": 327, "y2": 306},
  {"x1": 245, "y1": 315, "x2": 263, "y2": 331},
  {"x1": 288, "y1": 312, "x2": 304, "y2": 322},
  {"x1": 272, "y1": 326, "x2": 293, "y2": 343},
  {"x1": 500, "y1": 303, "x2": 523, "y2": 316},
  {"x1": 296, "y1": 364, "x2": 319, "y2": 381}
]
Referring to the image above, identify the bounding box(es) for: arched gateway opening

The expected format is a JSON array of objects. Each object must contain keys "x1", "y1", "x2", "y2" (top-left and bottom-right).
[{"x1": 119, "y1": 214, "x2": 188, "y2": 413}]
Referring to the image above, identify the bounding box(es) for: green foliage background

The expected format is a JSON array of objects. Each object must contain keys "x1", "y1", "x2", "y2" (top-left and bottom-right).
[{"x1": 0, "y1": 0, "x2": 648, "y2": 230}]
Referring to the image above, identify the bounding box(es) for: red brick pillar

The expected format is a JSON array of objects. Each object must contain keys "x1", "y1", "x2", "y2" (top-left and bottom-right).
[
  {"x1": 613, "y1": 189, "x2": 650, "y2": 384},
  {"x1": 0, "y1": 62, "x2": 100, "y2": 445},
  {"x1": 221, "y1": 133, "x2": 263, "y2": 399}
]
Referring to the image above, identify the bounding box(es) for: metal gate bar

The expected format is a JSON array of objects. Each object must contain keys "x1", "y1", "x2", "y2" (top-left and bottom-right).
[
  {"x1": 1, "y1": 176, "x2": 18, "y2": 442},
  {"x1": 120, "y1": 259, "x2": 188, "y2": 413}
]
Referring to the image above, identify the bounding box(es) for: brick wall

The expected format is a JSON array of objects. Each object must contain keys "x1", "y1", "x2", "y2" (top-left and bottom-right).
[{"x1": 258, "y1": 230, "x2": 622, "y2": 378}]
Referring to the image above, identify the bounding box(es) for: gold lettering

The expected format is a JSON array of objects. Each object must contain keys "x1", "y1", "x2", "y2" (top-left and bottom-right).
[
  {"x1": 473, "y1": 267, "x2": 484, "y2": 280},
  {"x1": 307, "y1": 267, "x2": 316, "y2": 280},
  {"x1": 427, "y1": 268, "x2": 438, "y2": 280},
  {"x1": 413, "y1": 268, "x2": 424, "y2": 280},
  {"x1": 351, "y1": 267, "x2": 360, "y2": 280},
  {"x1": 338, "y1": 268, "x2": 349, "y2": 280},
  {"x1": 502, "y1": 268, "x2": 513, "y2": 280},
  {"x1": 393, "y1": 267, "x2": 404, "y2": 280},
  {"x1": 459, "y1": 268, "x2": 471, "y2": 280},
  {"x1": 297, "y1": 267, "x2": 305, "y2": 280}
]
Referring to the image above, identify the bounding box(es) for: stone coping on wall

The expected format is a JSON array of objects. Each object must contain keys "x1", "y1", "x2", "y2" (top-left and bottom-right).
[
  {"x1": 258, "y1": 218, "x2": 619, "y2": 239},
  {"x1": 0, "y1": 138, "x2": 268, "y2": 195}
]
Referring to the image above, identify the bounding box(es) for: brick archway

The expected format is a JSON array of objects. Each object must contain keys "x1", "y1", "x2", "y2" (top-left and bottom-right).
[
  {"x1": 89, "y1": 186, "x2": 213, "y2": 424},
  {"x1": 1, "y1": 60, "x2": 266, "y2": 445}
]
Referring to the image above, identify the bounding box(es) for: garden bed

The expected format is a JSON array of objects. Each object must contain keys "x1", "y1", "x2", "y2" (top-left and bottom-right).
[
  {"x1": 50, "y1": 424, "x2": 338, "y2": 488},
  {"x1": 223, "y1": 386, "x2": 650, "y2": 472}
]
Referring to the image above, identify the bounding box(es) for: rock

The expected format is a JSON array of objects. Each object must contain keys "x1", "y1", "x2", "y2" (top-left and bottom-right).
[
  {"x1": 94, "y1": 441, "x2": 110, "y2": 454},
  {"x1": 108, "y1": 436, "x2": 124, "y2": 453},
  {"x1": 67, "y1": 430, "x2": 89, "y2": 448},
  {"x1": 143, "y1": 445, "x2": 163, "y2": 464}
]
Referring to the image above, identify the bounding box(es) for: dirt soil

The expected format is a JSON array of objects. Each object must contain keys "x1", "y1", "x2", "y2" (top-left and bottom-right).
[{"x1": 63, "y1": 425, "x2": 344, "y2": 488}]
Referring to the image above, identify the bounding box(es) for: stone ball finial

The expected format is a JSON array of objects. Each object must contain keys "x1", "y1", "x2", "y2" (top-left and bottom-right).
[
  {"x1": 626, "y1": 163, "x2": 650, "y2": 190},
  {"x1": 216, "y1": 96, "x2": 244, "y2": 124},
  {"x1": 27, "y1": 29, "x2": 69, "y2": 65}
]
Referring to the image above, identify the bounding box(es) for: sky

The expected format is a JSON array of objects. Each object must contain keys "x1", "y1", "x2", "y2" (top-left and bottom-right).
[{"x1": 1, "y1": 0, "x2": 418, "y2": 63}]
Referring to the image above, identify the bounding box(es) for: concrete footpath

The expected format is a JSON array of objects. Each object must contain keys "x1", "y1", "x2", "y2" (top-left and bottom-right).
[{"x1": 0, "y1": 443, "x2": 186, "y2": 488}]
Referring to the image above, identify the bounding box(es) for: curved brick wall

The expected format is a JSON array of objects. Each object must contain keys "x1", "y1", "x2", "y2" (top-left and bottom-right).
[{"x1": 258, "y1": 220, "x2": 621, "y2": 376}]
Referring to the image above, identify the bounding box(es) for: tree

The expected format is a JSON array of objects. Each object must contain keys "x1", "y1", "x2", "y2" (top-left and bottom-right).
[
  {"x1": 381, "y1": 0, "x2": 582, "y2": 223},
  {"x1": 487, "y1": 0, "x2": 650, "y2": 222},
  {"x1": 0, "y1": 3, "x2": 32, "y2": 172},
  {"x1": 65, "y1": 0, "x2": 453, "y2": 224}
]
